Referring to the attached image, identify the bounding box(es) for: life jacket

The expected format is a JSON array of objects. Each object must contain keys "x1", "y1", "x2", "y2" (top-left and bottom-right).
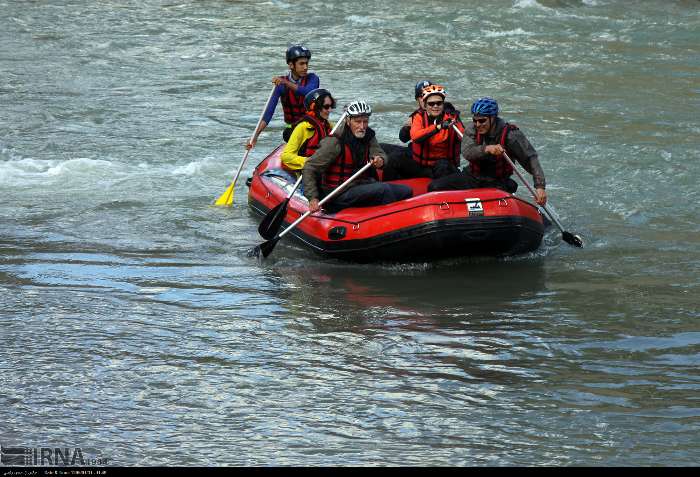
[
  {"x1": 321, "y1": 130, "x2": 372, "y2": 191},
  {"x1": 295, "y1": 113, "x2": 332, "y2": 157},
  {"x1": 410, "y1": 111, "x2": 464, "y2": 168},
  {"x1": 469, "y1": 123, "x2": 518, "y2": 180},
  {"x1": 279, "y1": 75, "x2": 309, "y2": 124}
]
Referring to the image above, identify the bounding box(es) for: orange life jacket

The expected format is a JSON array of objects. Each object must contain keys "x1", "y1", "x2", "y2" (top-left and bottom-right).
[{"x1": 410, "y1": 111, "x2": 464, "y2": 168}]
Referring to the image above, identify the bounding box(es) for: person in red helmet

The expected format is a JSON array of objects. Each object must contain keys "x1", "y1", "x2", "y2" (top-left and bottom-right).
[{"x1": 383, "y1": 84, "x2": 464, "y2": 181}]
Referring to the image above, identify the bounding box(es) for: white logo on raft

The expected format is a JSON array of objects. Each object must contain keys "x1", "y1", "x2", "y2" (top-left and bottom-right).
[{"x1": 465, "y1": 198, "x2": 484, "y2": 217}]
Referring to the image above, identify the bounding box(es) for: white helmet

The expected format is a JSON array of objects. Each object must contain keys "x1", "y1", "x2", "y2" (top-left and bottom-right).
[{"x1": 345, "y1": 100, "x2": 372, "y2": 117}]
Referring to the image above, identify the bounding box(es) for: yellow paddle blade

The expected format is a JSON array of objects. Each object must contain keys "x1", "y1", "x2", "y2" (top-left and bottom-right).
[{"x1": 214, "y1": 182, "x2": 234, "y2": 206}]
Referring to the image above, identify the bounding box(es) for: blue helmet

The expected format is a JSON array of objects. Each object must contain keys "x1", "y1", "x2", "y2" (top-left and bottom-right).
[
  {"x1": 304, "y1": 88, "x2": 334, "y2": 111},
  {"x1": 471, "y1": 97, "x2": 499, "y2": 116},
  {"x1": 414, "y1": 80, "x2": 432, "y2": 99},
  {"x1": 286, "y1": 45, "x2": 311, "y2": 63}
]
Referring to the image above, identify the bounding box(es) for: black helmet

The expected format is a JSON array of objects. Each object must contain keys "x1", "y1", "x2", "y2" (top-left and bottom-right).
[
  {"x1": 304, "y1": 88, "x2": 335, "y2": 111},
  {"x1": 286, "y1": 45, "x2": 311, "y2": 63},
  {"x1": 414, "y1": 80, "x2": 432, "y2": 99}
]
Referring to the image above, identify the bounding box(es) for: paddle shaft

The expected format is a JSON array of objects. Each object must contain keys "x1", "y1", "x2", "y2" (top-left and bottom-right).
[
  {"x1": 276, "y1": 161, "x2": 374, "y2": 240},
  {"x1": 500, "y1": 150, "x2": 569, "y2": 235},
  {"x1": 227, "y1": 86, "x2": 277, "y2": 192}
]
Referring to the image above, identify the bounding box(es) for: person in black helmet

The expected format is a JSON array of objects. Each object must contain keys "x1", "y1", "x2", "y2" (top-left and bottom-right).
[
  {"x1": 246, "y1": 45, "x2": 320, "y2": 149},
  {"x1": 380, "y1": 80, "x2": 432, "y2": 181},
  {"x1": 280, "y1": 88, "x2": 336, "y2": 175}
]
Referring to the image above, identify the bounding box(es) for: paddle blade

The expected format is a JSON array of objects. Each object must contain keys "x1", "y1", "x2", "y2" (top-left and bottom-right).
[
  {"x1": 214, "y1": 182, "x2": 235, "y2": 206},
  {"x1": 562, "y1": 231, "x2": 584, "y2": 248},
  {"x1": 248, "y1": 237, "x2": 280, "y2": 259},
  {"x1": 258, "y1": 201, "x2": 289, "y2": 240}
]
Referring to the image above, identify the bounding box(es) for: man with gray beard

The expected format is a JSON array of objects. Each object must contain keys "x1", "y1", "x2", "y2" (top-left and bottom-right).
[{"x1": 302, "y1": 100, "x2": 413, "y2": 213}]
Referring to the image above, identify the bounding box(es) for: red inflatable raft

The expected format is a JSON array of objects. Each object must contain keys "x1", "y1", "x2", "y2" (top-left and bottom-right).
[{"x1": 247, "y1": 145, "x2": 545, "y2": 262}]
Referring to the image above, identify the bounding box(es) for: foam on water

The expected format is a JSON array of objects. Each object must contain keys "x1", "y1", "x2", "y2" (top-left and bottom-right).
[
  {"x1": 512, "y1": 0, "x2": 552, "y2": 11},
  {"x1": 0, "y1": 157, "x2": 118, "y2": 184}
]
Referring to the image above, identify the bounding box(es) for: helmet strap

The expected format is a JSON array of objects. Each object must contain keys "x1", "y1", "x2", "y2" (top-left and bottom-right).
[{"x1": 288, "y1": 65, "x2": 300, "y2": 81}]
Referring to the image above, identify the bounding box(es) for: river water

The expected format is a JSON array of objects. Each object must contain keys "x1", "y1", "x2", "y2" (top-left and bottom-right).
[{"x1": 1, "y1": 0, "x2": 698, "y2": 467}]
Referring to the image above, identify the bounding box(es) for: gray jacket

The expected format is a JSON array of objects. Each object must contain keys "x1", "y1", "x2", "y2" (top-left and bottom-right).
[{"x1": 302, "y1": 125, "x2": 386, "y2": 201}]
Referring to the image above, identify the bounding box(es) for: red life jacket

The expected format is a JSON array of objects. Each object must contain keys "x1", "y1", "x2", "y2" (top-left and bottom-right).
[
  {"x1": 410, "y1": 111, "x2": 463, "y2": 168},
  {"x1": 279, "y1": 75, "x2": 309, "y2": 124},
  {"x1": 321, "y1": 140, "x2": 370, "y2": 191},
  {"x1": 469, "y1": 123, "x2": 518, "y2": 180},
  {"x1": 296, "y1": 113, "x2": 332, "y2": 157}
]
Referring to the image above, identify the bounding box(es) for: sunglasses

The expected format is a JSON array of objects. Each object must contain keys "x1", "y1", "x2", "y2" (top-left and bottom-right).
[
  {"x1": 472, "y1": 117, "x2": 489, "y2": 125},
  {"x1": 321, "y1": 104, "x2": 334, "y2": 110},
  {"x1": 426, "y1": 101, "x2": 444, "y2": 107}
]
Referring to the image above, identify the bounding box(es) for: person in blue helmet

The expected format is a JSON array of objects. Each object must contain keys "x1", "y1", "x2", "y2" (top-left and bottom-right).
[
  {"x1": 427, "y1": 97, "x2": 547, "y2": 206},
  {"x1": 246, "y1": 45, "x2": 320, "y2": 149}
]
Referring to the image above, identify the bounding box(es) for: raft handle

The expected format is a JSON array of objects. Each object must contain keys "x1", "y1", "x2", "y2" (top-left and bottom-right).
[{"x1": 328, "y1": 226, "x2": 347, "y2": 240}]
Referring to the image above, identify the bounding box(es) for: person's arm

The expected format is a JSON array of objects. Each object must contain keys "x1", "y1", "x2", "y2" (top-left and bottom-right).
[
  {"x1": 505, "y1": 129, "x2": 547, "y2": 205},
  {"x1": 368, "y1": 136, "x2": 387, "y2": 165},
  {"x1": 295, "y1": 73, "x2": 320, "y2": 97},
  {"x1": 410, "y1": 115, "x2": 440, "y2": 143},
  {"x1": 246, "y1": 120, "x2": 268, "y2": 150},
  {"x1": 506, "y1": 129, "x2": 545, "y2": 189},
  {"x1": 303, "y1": 136, "x2": 341, "y2": 210},
  {"x1": 460, "y1": 124, "x2": 490, "y2": 164},
  {"x1": 247, "y1": 84, "x2": 284, "y2": 149},
  {"x1": 261, "y1": 83, "x2": 284, "y2": 125},
  {"x1": 280, "y1": 123, "x2": 315, "y2": 171}
]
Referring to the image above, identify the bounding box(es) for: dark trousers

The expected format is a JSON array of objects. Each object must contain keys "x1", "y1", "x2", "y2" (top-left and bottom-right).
[
  {"x1": 427, "y1": 169, "x2": 518, "y2": 193},
  {"x1": 325, "y1": 181, "x2": 413, "y2": 213}
]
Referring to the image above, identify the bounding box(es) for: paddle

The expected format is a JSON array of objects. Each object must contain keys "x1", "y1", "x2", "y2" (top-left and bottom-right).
[
  {"x1": 452, "y1": 125, "x2": 583, "y2": 248},
  {"x1": 250, "y1": 160, "x2": 374, "y2": 259},
  {"x1": 257, "y1": 112, "x2": 348, "y2": 240},
  {"x1": 214, "y1": 86, "x2": 276, "y2": 206}
]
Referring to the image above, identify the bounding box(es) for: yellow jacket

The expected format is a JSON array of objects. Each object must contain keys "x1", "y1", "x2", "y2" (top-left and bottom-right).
[{"x1": 281, "y1": 120, "x2": 335, "y2": 171}]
